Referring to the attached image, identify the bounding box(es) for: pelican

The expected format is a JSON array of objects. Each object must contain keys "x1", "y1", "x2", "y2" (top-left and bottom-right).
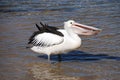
[{"x1": 27, "y1": 20, "x2": 101, "y2": 62}]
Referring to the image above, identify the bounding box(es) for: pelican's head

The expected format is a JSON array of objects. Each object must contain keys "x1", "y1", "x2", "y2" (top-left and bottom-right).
[{"x1": 64, "y1": 20, "x2": 101, "y2": 35}]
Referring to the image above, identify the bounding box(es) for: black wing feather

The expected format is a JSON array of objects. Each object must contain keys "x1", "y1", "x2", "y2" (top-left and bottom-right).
[{"x1": 35, "y1": 24, "x2": 42, "y2": 31}]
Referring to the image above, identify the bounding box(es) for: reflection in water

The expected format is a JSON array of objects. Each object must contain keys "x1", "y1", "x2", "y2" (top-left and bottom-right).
[
  {"x1": 28, "y1": 62, "x2": 98, "y2": 80},
  {"x1": 0, "y1": 0, "x2": 120, "y2": 80},
  {"x1": 38, "y1": 50, "x2": 120, "y2": 61}
]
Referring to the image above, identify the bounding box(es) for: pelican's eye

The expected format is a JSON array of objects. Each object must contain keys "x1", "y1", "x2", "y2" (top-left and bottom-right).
[{"x1": 70, "y1": 22, "x2": 72, "y2": 24}]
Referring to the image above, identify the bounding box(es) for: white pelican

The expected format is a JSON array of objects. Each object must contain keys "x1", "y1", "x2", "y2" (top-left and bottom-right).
[{"x1": 27, "y1": 20, "x2": 101, "y2": 62}]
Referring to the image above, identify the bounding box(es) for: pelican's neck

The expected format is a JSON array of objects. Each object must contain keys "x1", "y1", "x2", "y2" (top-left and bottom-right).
[{"x1": 64, "y1": 26, "x2": 80, "y2": 40}]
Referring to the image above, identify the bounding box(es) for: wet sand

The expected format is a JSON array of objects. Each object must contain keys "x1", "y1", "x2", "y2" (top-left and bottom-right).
[{"x1": 0, "y1": 0, "x2": 120, "y2": 80}]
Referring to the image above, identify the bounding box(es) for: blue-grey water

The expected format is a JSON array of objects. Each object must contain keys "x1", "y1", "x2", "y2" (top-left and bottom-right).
[{"x1": 0, "y1": 0, "x2": 120, "y2": 80}]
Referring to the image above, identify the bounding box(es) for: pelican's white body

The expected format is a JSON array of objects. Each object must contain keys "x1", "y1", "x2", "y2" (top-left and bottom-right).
[{"x1": 31, "y1": 29, "x2": 81, "y2": 55}]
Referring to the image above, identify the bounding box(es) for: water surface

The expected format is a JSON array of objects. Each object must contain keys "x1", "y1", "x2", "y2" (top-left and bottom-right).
[{"x1": 0, "y1": 0, "x2": 120, "y2": 80}]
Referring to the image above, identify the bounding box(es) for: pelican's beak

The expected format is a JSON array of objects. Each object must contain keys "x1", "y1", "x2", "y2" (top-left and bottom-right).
[{"x1": 72, "y1": 22, "x2": 102, "y2": 35}]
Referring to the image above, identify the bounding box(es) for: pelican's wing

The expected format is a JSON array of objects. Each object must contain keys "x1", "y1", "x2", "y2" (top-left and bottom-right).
[
  {"x1": 26, "y1": 22, "x2": 64, "y2": 48},
  {"x1": 28, "y1": 32, "x2": 64, "y2": 47}
]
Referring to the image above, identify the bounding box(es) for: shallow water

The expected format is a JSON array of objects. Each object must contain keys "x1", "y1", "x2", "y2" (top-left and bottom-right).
[{"x1": 0, "y1": 0, "x2": 120, "y2": 80}]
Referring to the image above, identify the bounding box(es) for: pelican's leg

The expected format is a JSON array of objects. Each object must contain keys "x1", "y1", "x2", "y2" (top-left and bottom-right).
[
  {"x1": 58, "y1": 54, "x2": 62, "y2": 62},
  {"x1": 48, "y1": 54, "x2": 51, "y2": 62}
]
